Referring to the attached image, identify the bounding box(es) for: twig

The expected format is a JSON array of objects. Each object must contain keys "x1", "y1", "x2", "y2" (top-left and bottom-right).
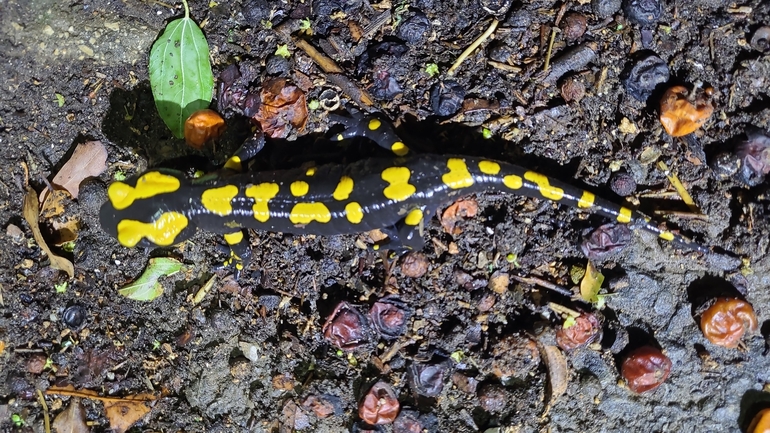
[
  {"x1": 37, "y1": 390, "x2": 51, "y2": 433},
  {"x1": 511, "y1": 275, "x2": 577, "y2": 298},
  {"x1": 653, "y1": 210, "x2": 710, "y2": 221},
  {"x1": 543, "y1": 26, "x2": 557, "y2": 72},
  {"x1": 657, "y1": 161, "x2": 700, "y2": 213},
  {"x1": 448, "y1": 19, "x2": 499, "y2": 76}
]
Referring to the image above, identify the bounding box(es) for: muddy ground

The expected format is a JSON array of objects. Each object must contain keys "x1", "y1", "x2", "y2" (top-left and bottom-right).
[{"x1": 1, "y1": 0, "x2": 770, "y2": 431}]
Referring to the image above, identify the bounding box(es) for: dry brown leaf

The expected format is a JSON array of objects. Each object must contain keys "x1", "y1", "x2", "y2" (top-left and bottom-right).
[
  {"x1": 52, "y1": 399, "x2": 89, "y2": 433},
  {"x1": 52, "y1": 217, "x2": 80, "y2": 246},
  {"x1": 40, "y1": 189, "x2": 71, "y2": 219},
  {"x1": 441, "y1": 198, "x2": 479, "y2": 235},
  {"x1": 46, "y1": 385, "x2": 157, "y2": 433},
  {"x1": 538, "y1": 343, "x2": 569, "y2": 417},
  {"x1": 52, "y1": 141, "x2": 107, "y2": 199},
  {"x1": 23, "y1": 186, "x2": 74, "y2": 278}
]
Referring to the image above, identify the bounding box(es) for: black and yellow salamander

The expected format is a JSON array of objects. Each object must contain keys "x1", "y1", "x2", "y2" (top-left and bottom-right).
[{"x1": 99, "y1": 111, "x2": 709, "y2": 273}]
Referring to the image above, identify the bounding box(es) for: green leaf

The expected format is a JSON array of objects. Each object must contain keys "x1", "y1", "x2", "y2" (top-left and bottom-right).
[
  {"x1": 118, "y1": 257, "x2": 183, "y2": 301},
  {"x1": 148, "y1": 5, "x2": 214, "y2": 139},
  {"x1": 579, "y1": 261, "x2": 605, "y2": 304},
  {"x1": 55, "y1": 93, "x2": 65, "y2": 107}
]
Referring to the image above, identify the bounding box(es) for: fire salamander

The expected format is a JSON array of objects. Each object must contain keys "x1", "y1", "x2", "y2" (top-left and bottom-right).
[{"x1": 100, "y1": 111, "x2": 708, "y2": 274}]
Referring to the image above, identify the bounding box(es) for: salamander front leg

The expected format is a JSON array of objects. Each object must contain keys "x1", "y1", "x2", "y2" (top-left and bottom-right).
[
  {"x1": 220, "y1": 230, "x2": 252, "y2": 279},
  {"x1": 372, "y1": 207, "x2": 428, "y2": 255}
]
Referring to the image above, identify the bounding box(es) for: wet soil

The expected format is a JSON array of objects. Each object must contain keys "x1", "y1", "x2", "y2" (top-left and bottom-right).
[{"x1": 1, "y1": 0, "x2": 770, "y2": 431}]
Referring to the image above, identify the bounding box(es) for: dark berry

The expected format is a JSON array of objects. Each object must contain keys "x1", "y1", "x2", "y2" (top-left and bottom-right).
[
  {"x1": 622, "y1": 53, "x2": 669, "y2": 101},
  {"x1": 561, "y1": 13, "x2": 587, "y2": 42},
  {"x1": 610, "y1": 170, "x2": 637, "y2": 196},
  {"x1": 397, "y1": 12, "x2": 431, "y2": 44},
  {"x1": 430, "y1": 80, "x2": 465, "y2": 116},
  {"x1": 592, "y1": 0, "x2": 622, "y2": 18},
  {"x1": 408, "y1": 361, "x2": 448, "y2": 397},
  {"x1": 369, "y1": 296, "x2": 411, "y2": 340},
  {"x1": 322, "y1": 302, "x2": 373, "y2": 351},
  {"x1": 63, "y1": 304, "x2": 87, "y2": 328},
  {"x1": 623, "y1": 0, "x2": 662, "y2": 27},
  {"x1": 581, "y1": 223, "x2": 632, "y2": 259}
]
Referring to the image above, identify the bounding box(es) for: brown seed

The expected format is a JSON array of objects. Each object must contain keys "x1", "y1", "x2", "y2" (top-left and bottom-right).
[
  {"x1": 556, "y1": 312, "x2": 602, "y2": 351},
  {"x1": 560, "y1": 76, "x2": 585, "y2": 103},
  {"x1": 400, "y1": 252, "x2": 429, "y2": 278},
  {"x1": 359, "y1": 381, "x2": 400, "y2": 425},
  {"x1": 621, "y1": 346, "x2": 672, "y2": 393},
  {"x1": 322, "y1": 302, "x2": 372, "y2": 351},
  {"x1": 561, "y1": 13, "x2": 587, "y2": 42},
  {"x1": 700, "y1": 298, "x2": 758, "y2": 348},
  {"x1": 26, "y1": 354, "x2": 47, "y2": 374}
]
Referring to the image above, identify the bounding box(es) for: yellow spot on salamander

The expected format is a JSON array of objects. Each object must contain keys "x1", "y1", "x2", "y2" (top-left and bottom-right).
[
  {"x1": 382, "y1": 167, "x2": 416, "y2": 201},
  {"x1": 524, "y1": 171, "x2": 564, "y2": 201},
  {"x1": 117, "y1": 211, "x2": 188, "y2": 247},
  {"x1": 391, "y1": 141, "x2": 409, "y2": 156},
  {"x1": 290, "y1": 202, "x2": 332, "y2": 224},
  {"x1": 442, "y1": 158, "x2": 475, "y2": 189},
  {"x1": 223, "y1": 155, "x2": 242, "y2": 171},
  {"x1": 224, "y1": 231, "x2": 244, "y2": 245},
  {"x1": 345, "y1": 202, "x2": 364, "y2": 224},
  {"x1": 306, "y1": 167, "x2": 317, "y2": 176},
  {"x1": 333, "y1": 176, "x2": 354, "y2": 201},
  {"x1": 404, "y1": 208, "x2": 423, "y2": 226},
  {"x1": 291, "y1": 181, "x2": 310, "y2": 197},
  {"x1": 659, "y1": 231, "x2": 675, "y2": 241},
  {"x1": 108, "y1": 171, "x2": 181, "y2": 210},
  {"x1": 201, "y1": 185, "x2": 239, "y2": 216},
  {"x1": 478, "y1": 160, "x2": 501, "y2": 175},
  {"x1": 617, "y1": 207, "x2": 633, "y2": 223},
  {"x1": 368, "y1": 118, "x2": 382, "y2": 131},
  {"x1": 578, "y1": 191, "x2": 595, "y2": 209},
  {"x1": 245, "y1": 182, "x2": 280, "y2": 222},
  {"x1": 503, "y1": 174, "x2": 523, "y2": 190}
]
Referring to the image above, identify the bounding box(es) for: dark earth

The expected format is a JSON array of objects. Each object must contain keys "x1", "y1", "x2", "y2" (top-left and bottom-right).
[{"x1": 2, "y1": 0, "x2": 770, "y2": 431}]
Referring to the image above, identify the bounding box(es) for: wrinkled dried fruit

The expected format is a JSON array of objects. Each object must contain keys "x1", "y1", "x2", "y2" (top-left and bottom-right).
[
  {"x1": 430, "y1": 80, "x2": 466, "y2": 117},
  {"x1": 621, "y1": 346, "x2": 672, "y2": 393},
  {"x1": 184, "y1": 109, "x2": 226, "y2": 149},
  {"x1": 487, "y1": 334, "x2": 540, "y2": 384},
  {"x1": 659, "y1": 85, "x2": 714, "y2": 137},
  {"x1": 323, "y1": 302, "x2": 372, "y2": 351},
  {"x1": 369, "y1": 296, "x2": 411, "y2": 339},
  {"x1": 610, "y1": 170, "x2": 637, "y2": 196},
  {"x1": 561, "y1": 13, "x2": 587, "y2": 42},
  {"x1": 622, "y1": 53, "x2": 669, "y2": 101},
  {"x1": 302, "y1": 394, "x2": 340, "y2": 418},
  {"x1": 623, "y1": 0, "x2": 661, "y2": 26},
  {"x1": 700, "y1": 298, "x2": 758, "y2": 348},
  {"x1": 580, "y1": 223, "x2": 632, "y2": 260},
  {"x1": 393, "y1": 408, "x2": 436, "y2": 433},
  {"x1": 556, "y1": 313, "x2": 602, "y2": 351},
  {"x1": 477, "y1": 384, "x2": 509, "y2": 413},
  {"x1": 397, "y1": 12, "x2": 431, "y2": 44},
  {"x1": 252, "y1": 77, "x2": 308, "y2": 138},
  {"x1": 737, "y1": 128, "x2": 770, "y2": 186},
  {"x1": 748, "y1": 408, "x2": 770, "y2": 433},
  {"x1": 408, "y1": 361, "x2": 448, "y2": 397},
  {"x1": 359, "y1": 381, "x2": 400, "y2": 425}
]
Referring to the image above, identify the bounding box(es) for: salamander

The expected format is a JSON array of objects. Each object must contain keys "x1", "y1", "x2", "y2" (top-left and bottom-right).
[{"x1": 99, "y1": 111, "x2": 708, "y2": 273}]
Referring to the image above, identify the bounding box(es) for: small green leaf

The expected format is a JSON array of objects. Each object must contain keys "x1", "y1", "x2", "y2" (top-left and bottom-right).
[
  {"x1": 55, "y1": 281, "x2": 68, "y2": 293},
  {"x1": 118, "y1": 257, "x2": 183, "y2": 301},
  {"x1": 482, "y1": 127, "x2": 492, "y2": 139},
  {"x1": 299, "y1": 18, "x2": 312, "y2": 30},
  {"x1": 562, "y1": 316, "x2": 577, "y2": 329},
  {"x1": 55, "y1": 93, "x2": 65, "y2": 107},
  {"x1": 579, "y1": 261, "x2": 605, "y2": 304},
  {"x1": 275, "y1": 44, "x2": 291, "y2": 58},
  {"x1": 308, "y1": 99, "x2": 320, "y2": 110},
  {"x1": 148, "y1": 3, "x2": 214, "y2": 139},
  {"x1": 425, "y1": 63, "x2": 439, "y2": 77}
]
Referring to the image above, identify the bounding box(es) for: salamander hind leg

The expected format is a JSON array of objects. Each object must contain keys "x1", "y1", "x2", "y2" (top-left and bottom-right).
[
  {"x1": 223, "y1": 133, "x2": 266, "y2": 172},
  {"x1": 371, "y1": 207, "x2": 428, "y2": 255},
  {"x1": 328, "y1": 109, "x2": 410, "y2": 157},
  {"x1": 220, "y1": 230, "x2": 252, "y2": 279}
]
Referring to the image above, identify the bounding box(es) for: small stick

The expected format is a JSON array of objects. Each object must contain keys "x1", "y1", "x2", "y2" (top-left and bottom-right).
[
  {"x1": 654, "y1": 210, "x2": 710, "y2": 222},
  {"x1": 543, "y1": 26, "x2": 558, "y2": 72},
  {"x1": 511, "y1": 275, "x2": 577, "y2": 299},
  {"x1": 448, "y1": 19, "x2": 499, "y2": 76},
  {"x1": 657, "y1": 161, "x2": 699, "y2": 213}
]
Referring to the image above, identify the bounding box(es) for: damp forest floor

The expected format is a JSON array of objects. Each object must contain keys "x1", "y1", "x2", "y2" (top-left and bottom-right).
[{"x1": 2, "y1": 0, "x2": 770, "y2": 432}]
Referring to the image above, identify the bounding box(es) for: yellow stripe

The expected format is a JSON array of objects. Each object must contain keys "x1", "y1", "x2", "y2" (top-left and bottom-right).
[
  {"x1": 117, "y1": 211, "x2": 188, "y2": 247},
  {"x1": 524, "y1": 171, "x2": 564, "y2": 201},
  {"x1": 577, "y1": 191, "x2": 595, "y2": 209},
  {"x1": 617, "y1": 207, "x2": 633, "y2": 223}
]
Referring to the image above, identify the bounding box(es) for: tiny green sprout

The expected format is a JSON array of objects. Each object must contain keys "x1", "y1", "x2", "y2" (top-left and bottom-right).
[
  {"x1": 308, "y1": 99, "x2": 320, "y2": 111},
  {"x1": 615, "y1": 23, "x2": 624, "y2": 31},
  {"x1": 152, "y1": 340, "x2": 161, "y2": 351},
  {"x1": 275, "y1": 44, "x2": 291, "y2": 58},
  {"x1": 193, "y1": 170, "x2": 206, "y2": 179},
  {"x1": 44, "y1": 357, "x2": 54, "y2": 370},
  {"x1": 425, "y1": 63, "x2": 439, "y2": 77},
  {"x1": 261, "y1": 19, "x2": 273, "y2": 29},
  {"x1": 506, "y1": 253, "x2": 520, "y2": 268},
  {"x1": 55, "y1": 93, "x2": 65, "y2": 107},
  {"x1": 482, "y1": 127, "x2": 493, "y2": 139},
  {"x1": 595, "y1": 294, "x2": 608, "y2": 309},
  {"x1": 209, "y1": 0, "x2": 218, "y2": 7},
  {"x1": 336, "y1": 349, "x2": 344, "y2": 357},
  {"x1": 55, "y1": 281, "x2": 68, "y2": 293},
  {"x1": 450, "y1": 350, "x2": 464, "y2": 363},
  {"x1": 11, "y1": 414, "x2": 25, "y2": 427},
  {"x1": 346, "y1": 352, "x2": 358, "y2": 366},
  {"x1": 563, "y1": 316, "x2": 577, "y2": 329},
  {"x1": 61, "y1": 241, "x2": 76, "y2": 253},
  {"x1": 299, "y1": 18, "x2": 312, "y2": 31},
  {"x1": 659, "y1": 25, "x2": 672, "y2": 34},
  {"x1": 113, "y1": 170, "x2": 127, "y2": 181}
]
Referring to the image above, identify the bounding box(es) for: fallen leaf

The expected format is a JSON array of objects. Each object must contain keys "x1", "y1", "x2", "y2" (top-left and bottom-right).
[
  {"x1": 52, "y1": 399, "x2": 89, "y2": 433},
  {"x1": 52, "y1": 217, "x2": 80, "y2": 246},
  {"x1": 118, "y1": 257, "x2": 183, "y2": 301},
  {"x1": 579, "y1": 261, "x2": 604, "y2": 304},
  {"x1": 23, "y1": 186, "x2": 74, "y2": 278},
  {"x1": 52, "y1": 141, "x2": 107, "y2": 199},
  {"x1": 40, "y1": 189, "x2": 71, "y2": 219},
  {"x1": 252, "y1": 78, "x2": 308, "y2": 139},
  {"x1": 538, "y1": 343, "x2": 569, "y2": 418},
  {"x1": 46, "y1": 385, "x2": 157, "y2": 433},
  {"x1": 441, "y1": 198, "x2": 479, "y2": 235}
]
